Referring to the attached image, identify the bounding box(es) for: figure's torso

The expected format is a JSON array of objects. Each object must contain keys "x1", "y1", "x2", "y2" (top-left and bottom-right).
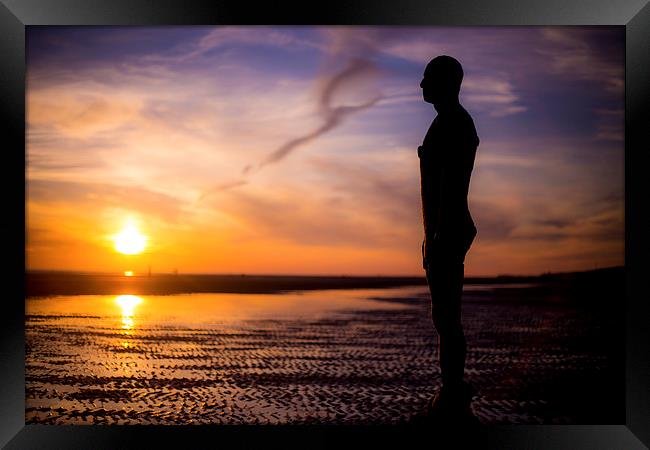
[{"x1": 419, "y1": 104, "x2": 479, "y2": 243}]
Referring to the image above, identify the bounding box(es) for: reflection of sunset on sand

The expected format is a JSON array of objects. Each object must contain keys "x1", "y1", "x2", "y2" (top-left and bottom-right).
[
  {"x1": 27, "y1": 289, "x2": 412, "y2": 326},
  {"x1": 115, "y1": 295, "x2": 143, "y2": 332},
  {"x1": 25, "y1": 274, "x2": 623, "y2": 425}
]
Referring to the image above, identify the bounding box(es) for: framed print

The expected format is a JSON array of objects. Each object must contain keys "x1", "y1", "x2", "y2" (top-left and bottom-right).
[{"x1": 1, "y1": 1, "x2": 649, "y2": 448}]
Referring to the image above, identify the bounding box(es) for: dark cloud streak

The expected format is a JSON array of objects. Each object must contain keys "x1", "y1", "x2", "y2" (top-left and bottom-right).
[
  {"x1": 201, "y1": 57, "x2": 382, "y2": 199},
  {"x1": 255, "y1": 58, "x2": 381, "y2": 171}
]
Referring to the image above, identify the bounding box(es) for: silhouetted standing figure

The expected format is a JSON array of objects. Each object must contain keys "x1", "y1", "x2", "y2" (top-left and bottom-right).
[{"x1": 418, "y1": 55, "x2": 478, "y2": 417}]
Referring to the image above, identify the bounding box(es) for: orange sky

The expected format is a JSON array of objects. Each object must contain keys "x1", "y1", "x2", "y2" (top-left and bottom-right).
[{"x1": 26, "y1": 26, "x2": 624, "y2": 276}]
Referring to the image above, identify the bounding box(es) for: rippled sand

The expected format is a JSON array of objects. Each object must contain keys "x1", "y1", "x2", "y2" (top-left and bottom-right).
[{"x1": 26, "y1": 285, "x2": 618, "y2": 425}]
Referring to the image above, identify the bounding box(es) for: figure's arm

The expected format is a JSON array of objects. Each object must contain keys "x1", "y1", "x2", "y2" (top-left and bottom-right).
[
  {"x1": 435, "y1": 142, "x2": 469, "y2": 240},
  {"x1": 435, "y1": 159, "x2": 454, "y2": 238},
  {"x1": 419, "y1": 146, "x2": 443, "y2": 238}
]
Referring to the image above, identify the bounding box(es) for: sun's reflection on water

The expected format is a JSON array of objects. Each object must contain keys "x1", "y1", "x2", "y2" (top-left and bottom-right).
[{"x1": 115, "y1": 294, "x2": 143, "y2": 334}]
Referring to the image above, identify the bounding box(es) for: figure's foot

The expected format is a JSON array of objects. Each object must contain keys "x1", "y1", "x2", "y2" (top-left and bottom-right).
[
  {"x1": 427, "y1": 381, "x2": 476, "y2": 418},
  {"x1": 408, "y1": 384, "x2": 480, "y2": 427}
]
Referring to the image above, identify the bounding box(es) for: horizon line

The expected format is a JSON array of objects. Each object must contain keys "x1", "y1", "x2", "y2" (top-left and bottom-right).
[{"x1": 26, "y1": 265, "x2": 624, "y2": 280}]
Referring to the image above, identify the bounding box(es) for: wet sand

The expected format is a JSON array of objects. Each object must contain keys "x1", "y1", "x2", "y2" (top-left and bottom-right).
[
  {"x1": 26, "y1": 269, "x2": 597, "y2": 297},
  {"x1": 25, "y1": 273, "x2": 624, "y2": 425},
  {"x1": 26, "y1": 272, "x2": 428, "y2": 297}
]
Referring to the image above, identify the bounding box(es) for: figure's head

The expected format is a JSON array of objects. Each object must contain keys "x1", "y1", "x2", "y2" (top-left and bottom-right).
[{"x1": 420, "y1": 55, "x2": 464, "y2": 105}]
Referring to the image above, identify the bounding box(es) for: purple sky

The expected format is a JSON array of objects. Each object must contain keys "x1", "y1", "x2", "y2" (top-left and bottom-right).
[{"x1": 26, "y1": 26, "x2": 624, "y2": 276}]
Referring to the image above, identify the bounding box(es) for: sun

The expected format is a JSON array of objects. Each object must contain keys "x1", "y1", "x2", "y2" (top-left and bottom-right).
[{"x1": 114, "y1": 222, "x2": 147, "y2": 255}]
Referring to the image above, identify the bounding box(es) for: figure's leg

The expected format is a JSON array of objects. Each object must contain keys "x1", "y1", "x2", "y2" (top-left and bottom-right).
[
  {"x1": 422, "y1": 233, "x2": 477, "y2": 417},
  {"x1": 426, "y1": 261, "x2": 466, "y2": 389}
]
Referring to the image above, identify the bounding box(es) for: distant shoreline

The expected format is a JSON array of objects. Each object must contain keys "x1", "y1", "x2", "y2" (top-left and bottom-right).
[{"x1": 26, "y1": 266, "x2": 623, "y2": 297}]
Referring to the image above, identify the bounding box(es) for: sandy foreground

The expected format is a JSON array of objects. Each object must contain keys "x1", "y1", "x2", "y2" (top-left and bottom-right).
[{"x1": 25, "y1": 282, "x2": 622, "y2": 425}]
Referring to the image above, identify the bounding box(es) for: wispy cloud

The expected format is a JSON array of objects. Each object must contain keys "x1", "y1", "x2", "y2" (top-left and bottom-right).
[
  {"x1": 462, "y1": 75, "x2": 527, "y2": 117},
  {"x1": 28, "y1": 179, "x2": 188, "y2": 224},
  {"x1": 539, "y1": 27, "x2": 624, "y2": 93},
  {"x1": 207, "y1": 187, "x2": 402, "y2": 248},
  {"x1": 143, "y1": 26, "x2": 324, "y2": 64},
  {"x1": 594, "y1": 108, "x2": 624, "y2": 141},
  {"x1": 27, "y1": 90, "x2": 142, "y2": 138},
  {"x1": 511, "y1": 206, "x2": 624, "y2": 243},
  {"x1": 201, "y1": 29, "x2": 385, "y2": 196},
  {"x1": 256, "y1": 58, "x2": 381, "y2": 170}
]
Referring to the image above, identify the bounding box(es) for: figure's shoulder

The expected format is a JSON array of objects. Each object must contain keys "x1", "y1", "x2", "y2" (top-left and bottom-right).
[
  {"x1": 442, "y1": 106, "x2": 479, "y2": 148},
  {"x1": 457, "y1": 105, "x2": 477, "y2": 130}
]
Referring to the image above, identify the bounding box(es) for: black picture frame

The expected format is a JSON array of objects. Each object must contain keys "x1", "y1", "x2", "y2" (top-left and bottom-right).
[{"x1": 2, "y1": 1, "x2": 648, "y2": 448}]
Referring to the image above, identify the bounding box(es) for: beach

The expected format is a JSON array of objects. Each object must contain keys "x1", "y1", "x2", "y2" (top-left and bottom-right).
[{"x1": 25, "y1": 269, "x2": 624, "y2": 425}]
